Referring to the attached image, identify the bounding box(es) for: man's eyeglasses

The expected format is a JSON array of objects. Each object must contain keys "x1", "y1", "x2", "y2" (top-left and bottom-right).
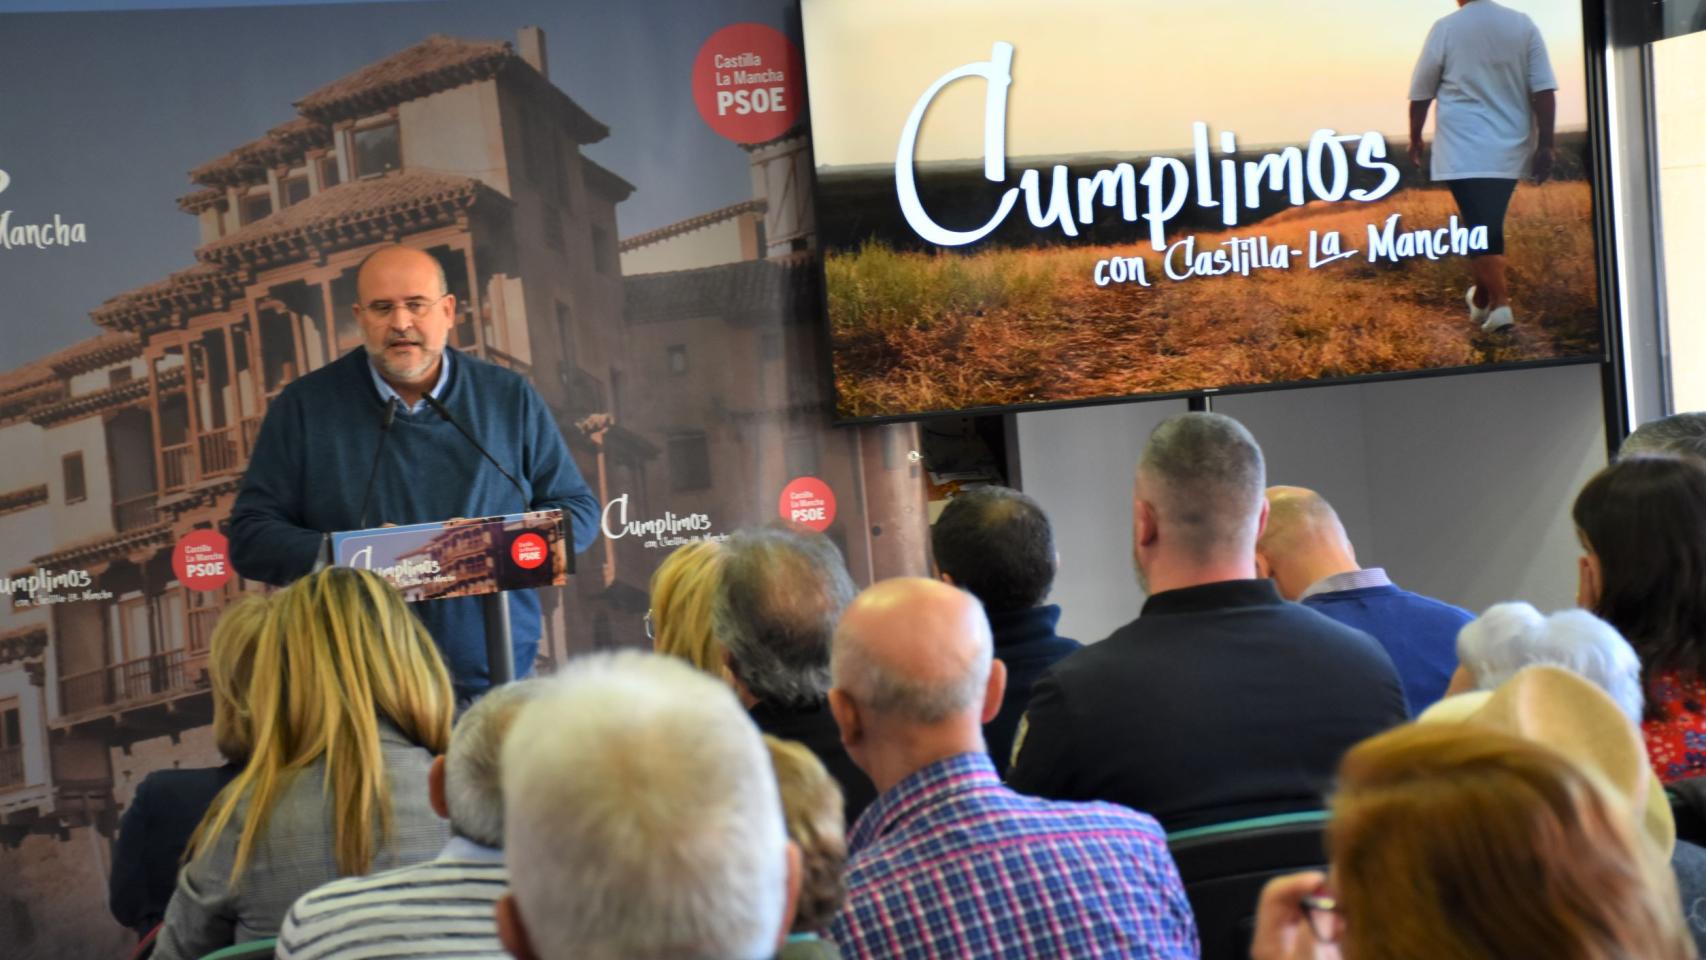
[
  {"x1": 357, "y1": 293, "x2": 447, "y2": 319},
  {"x1": 1300, "y1": 893, "x2": 1343, "y2": 944}
]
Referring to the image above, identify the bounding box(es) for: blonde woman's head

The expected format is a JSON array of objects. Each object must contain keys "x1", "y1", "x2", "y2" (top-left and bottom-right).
[
  {"x1": 192, "y1": 566, "x2": 453, "y2": 878},
  {"x1": 649, "y1": 540, "x2": 728, "y2": 676},
  {"x1": 763, "y1": 735, "x2": 846, "y2": 933},
  {"x1": 207, "y1": 594, "x2": 271, "y2": 763}
]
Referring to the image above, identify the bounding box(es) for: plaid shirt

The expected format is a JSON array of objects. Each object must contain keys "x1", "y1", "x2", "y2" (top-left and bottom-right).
[{"x1": 828, "y1": 753, "x2": 1198, "y2": 959}]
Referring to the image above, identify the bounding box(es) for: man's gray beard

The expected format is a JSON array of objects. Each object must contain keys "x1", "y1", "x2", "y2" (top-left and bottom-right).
[
  {"x1": 1134, "y1": 558, "x2": 1150, "y2": 596},
  {"x1": 368, "y1": 344, "x2": 440, "y2": 384}
]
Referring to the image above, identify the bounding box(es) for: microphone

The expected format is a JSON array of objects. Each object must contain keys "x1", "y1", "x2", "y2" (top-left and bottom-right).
[
  {"x1": 358, "y1": 397, "x2": 401, "y2": 530},
  {"x1": 422, "y1": 392, "x2": 529, "y2": 510}
]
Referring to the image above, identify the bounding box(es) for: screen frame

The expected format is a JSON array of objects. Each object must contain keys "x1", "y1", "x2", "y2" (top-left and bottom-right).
[{"x1": 799, "y1": 0, "x2": 1620, "y2": 427}]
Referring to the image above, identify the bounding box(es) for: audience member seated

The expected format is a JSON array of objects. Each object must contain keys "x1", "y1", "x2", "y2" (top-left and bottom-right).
[
  {"x1": 109, "y1": 595, "x2": 269, "y2": 937},
  {"x1": 153, "y1": 568, "x2": 454, "y2": 960},
  {"x1": 826, "y1": 578, "x2": 1198, "y2": 959},
  {"x1": 1256, "y1": 485, "x2": 1470, "y2": 714},
  {"x1": 276, "y1": 679, "x2": 548, "y2": 959},
  {"x1": 765, "y1": 735, "x2": 847, "y2": 960},
  {"x1": 495, "y1": 651, "x2": 800, "y2": 960},
  {"x1": 1621, "y1": 411, "x2": 1706, "y2": 460},
  {"x1": 714, "y1": 527, "x2": 876, "y2": 825},
  {"x1": 1008, "y1": 413, "x2": 1407, "y2": 832},
  {"x1": 1447, "y1": 602, "x2": 1643, "y2": 723},
  {"x1": 1573, "y1": 455, "x2": 1706, "y2": 782},
  {"x1": 1421, "y1": 666, "x2": 1675, "y2": 859},
  {"x1": 1420, "y1": 663, "x2": 1706, "y2": 951},
  {"x1": 1251, "y1": 723, "x2": 1693, "y2": 960},
  {"x1": 648, "y1": 539, "x2": 728, "y2": 675},
  {"x1": 930, "y1": 486, "x2": 1080, "y2": 774}
]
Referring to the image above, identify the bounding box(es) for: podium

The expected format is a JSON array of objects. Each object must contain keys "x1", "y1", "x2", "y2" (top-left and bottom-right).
[{"x1": 328, "y1": 509, "x2": 570, "y2": 685}]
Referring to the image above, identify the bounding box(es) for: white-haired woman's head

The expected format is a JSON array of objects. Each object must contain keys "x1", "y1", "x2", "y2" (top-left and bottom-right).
[{"x1": 1454, "y1": 601, "x2": 1644, "y2": 724}]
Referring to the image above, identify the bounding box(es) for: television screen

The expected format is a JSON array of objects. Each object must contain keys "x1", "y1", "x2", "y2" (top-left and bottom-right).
[{"x1": 801, "y1": 0, "x2": 1606, "y2": 422}]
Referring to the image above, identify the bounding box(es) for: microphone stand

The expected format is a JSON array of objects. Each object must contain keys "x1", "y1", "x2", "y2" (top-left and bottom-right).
[
  {"x1": 358, "y1": 398, "x2": 401, "y2": 530},
  {"x1": 423, "y1": 392, "x2": 522, "y2": 687}
]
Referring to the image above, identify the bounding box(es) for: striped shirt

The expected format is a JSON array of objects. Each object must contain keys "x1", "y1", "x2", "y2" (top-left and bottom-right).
[
  {"x1": 276, "y1": 836, "x2": 508, "y2": 959},
  {"x1": 828, "y1": 753, "x2": 1198, "y2": 959}
]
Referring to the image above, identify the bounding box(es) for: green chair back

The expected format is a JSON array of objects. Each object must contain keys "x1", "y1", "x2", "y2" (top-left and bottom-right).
[{"x1": 197, "y1": 939, "x2": 277, "y2": 960}]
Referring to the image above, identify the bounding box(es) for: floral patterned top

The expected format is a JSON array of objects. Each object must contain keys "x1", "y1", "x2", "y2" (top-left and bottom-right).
[{"x1": 1643, "y1": 669, "x2": 1706, "y2": 783}]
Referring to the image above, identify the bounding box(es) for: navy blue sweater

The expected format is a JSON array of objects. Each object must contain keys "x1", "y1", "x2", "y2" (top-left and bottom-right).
[
  {"x1": 985, "y1": 604, "x2": 1080, "y2": 777},
  {"x1": 230, "y1": 348, "x2": 600, "y2": 698},
  {"x1": 109, "y1": 763, "x2": 241, "y2": 934},
  {"x1": 1303, "y1": 583, "x2": 1472, "y2": 715}
]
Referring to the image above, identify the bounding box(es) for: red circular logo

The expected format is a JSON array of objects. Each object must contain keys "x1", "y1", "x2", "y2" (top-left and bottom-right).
[
  {"x1": 691, "y1": 23, "x2": 804, "y2": 144},
  {"x1": 779, "y1": 476, "x2": 837, "y2": 533},
  {"x1": 511, "y1": 532, "x2": 548, "y2": 570},
  {"x1": 174, "y1": 530, "x2": 232, "y2": 592}
]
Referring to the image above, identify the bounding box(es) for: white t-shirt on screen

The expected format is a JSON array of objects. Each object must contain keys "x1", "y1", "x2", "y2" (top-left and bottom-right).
[{"x1": 1409, "y1": 0, "x2": 1558, "y2": 181}]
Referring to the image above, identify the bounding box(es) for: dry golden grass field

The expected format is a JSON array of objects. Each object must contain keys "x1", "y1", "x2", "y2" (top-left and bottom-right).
[{"x1": 826, "y1": 181, "x2": 1601, "y2": 418}]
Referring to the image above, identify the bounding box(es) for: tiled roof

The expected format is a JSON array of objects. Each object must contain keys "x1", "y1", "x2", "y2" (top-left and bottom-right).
[
  {"x1": 623, "y1": 257, "x2": 818, "y2": 327},
  {"x1": 178, "y1": 187, "x2": 225, "y2": 215},
  {"x1": 297, "y1": 35, "x2": 511, "y2": 122},
  {"x1": 295, "y1": 34, "x2": 608, "y2": 144},
  {"x1": 0, "y1": 332, "x2": 138, "y2": 414},
  {"x1": 30, "y1": 373, "x2": 152, "y2": 427},
  {"x1": 0, "y1": 485, "x2": 48, "y2": 518},
  {"x1": 739, "y1": 126, "x2": 808, "y2": 152},
  {"x1": 620, "y1": 200, "x2": 765, "y2": 253},
  {"x1": 195, "y1": 170, "x2": 511, "y2": 271},
  {"x1": 0, "y1": 363, "x2": 55, "y2": 401},
  {"x1": 33, "y1": 523, "x2": 173, "y2": 570},
  {"x1": 583, "y1": 159, "x2": 635, "y2": 203},
  {"x1": 191, "y1": 117, "x2": 333, "y2": 189},
  {"x1": 44, "y1": 332, "x2": 141, "y2": 377},
  {"x1": 92, "y1": 262, "x2": 242, "y2": 335}
]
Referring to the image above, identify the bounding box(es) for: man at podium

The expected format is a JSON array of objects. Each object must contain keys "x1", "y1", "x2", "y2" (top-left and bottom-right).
[{"x1": 230, "y1": 245, "x2": 600, "y2": 702}]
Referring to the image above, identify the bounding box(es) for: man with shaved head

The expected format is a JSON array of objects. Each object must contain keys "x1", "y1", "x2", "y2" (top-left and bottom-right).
[
  {"x1": 231, "y1": 245, "x2": 599, "y2": 703},
  {"x1": 827, "y1": 578, "x2": 1197, "y2": 959},
  {"x1": 1008, "y1": 413, "x2": 1406, "y2": 831},
  {"x1": 1257, "y1": 485, "x2": 1471, "y2": 714}
]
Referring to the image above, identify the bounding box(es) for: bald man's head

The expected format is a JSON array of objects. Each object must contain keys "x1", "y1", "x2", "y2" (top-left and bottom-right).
[
  {"x1": 831, "y1": 578, "x2": 992, "y2": 726},
  {"x1": 1255, "y1": 486, "x2": 1358, "y2": 599},
  {"x1": 1260, "y1": 487, "x2": 1345, "y2": 550}
]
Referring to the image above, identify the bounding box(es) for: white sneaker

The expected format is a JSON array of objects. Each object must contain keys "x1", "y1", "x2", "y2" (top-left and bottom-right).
[
  {"x1": 1482, "y1": 305, "x2": 1514, "y2": 333},
  {"x1": 1465, "y1": 286, "x2": 1489, "y2": 324}
]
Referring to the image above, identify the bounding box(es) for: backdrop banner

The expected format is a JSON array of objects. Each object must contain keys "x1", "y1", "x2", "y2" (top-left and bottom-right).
[{"x1": 0, "y1": 2, "x2": 926, "y2": 954}]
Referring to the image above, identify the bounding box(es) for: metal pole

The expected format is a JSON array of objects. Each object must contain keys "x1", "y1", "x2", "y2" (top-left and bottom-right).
[{"x1": 483, "y1": 592, "x2": 515, "y2": 687}]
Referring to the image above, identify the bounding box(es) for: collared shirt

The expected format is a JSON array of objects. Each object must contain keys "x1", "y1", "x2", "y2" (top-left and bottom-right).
[
  {"x1": 1300, "y1": 566, "x2": 1393, "y2": 601},
  {"x1": 367, "y1": 348, "x2": 452, "y2": 414},
  {"x1": 436, "y1": 834, "x2": 503, "y2": 864},
  {"x1": 828, "y1": 752, "x2": 1197, "y2": 959}
]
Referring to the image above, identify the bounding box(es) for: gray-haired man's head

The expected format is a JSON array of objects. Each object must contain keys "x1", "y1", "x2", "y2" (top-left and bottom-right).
[
  {"x1": 713, "y1": 527, "x2": 856, "y2": 708},
  {"x1": 1620, "y1": 413, "x2": 1706, "y2": 462},
  {"x1": 436, "y1": 679, "x2": 551, "y2": 849},
  {"x1": 496, "y1": 651, "x2": 794, "y2": 960}
]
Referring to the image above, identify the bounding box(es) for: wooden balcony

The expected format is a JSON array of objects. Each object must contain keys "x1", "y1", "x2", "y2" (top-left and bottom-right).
[
  {"x1": 58, "y1": 648, "x2": 198, "y2": 720},
  {"x1": 112, "y1": 492, "x2": 158, "y2": 532},
  {"x1": 162, "y1": 443, "x2": 192, "y2": 491},
  {"x1": 198, "y1": 426, "x2": 241, "y2": 477}
]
